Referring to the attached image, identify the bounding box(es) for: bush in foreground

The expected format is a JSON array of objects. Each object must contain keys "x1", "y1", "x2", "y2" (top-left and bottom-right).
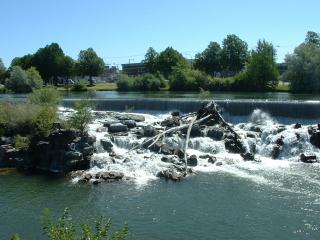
[{"x1": 11, "y1": 208, "x2": 128, "y2": 240}]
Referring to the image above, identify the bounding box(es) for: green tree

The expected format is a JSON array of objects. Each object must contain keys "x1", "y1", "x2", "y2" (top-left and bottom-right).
[
  {"x1": 69, "y1": 101, "x2": 93, "y2": 133},
  {"x1": 305, "y1": 31, "x2": 320, "y2": 46},
  {"x1": 11, "y1": 54, "x2": 34, "y2": 70},
  {"x1": 220, "y1": 34, "x2": 248, "y2": 74},
  {"x1": 78, "y1": 48, "x2": 105, "y2": 85},
  {"x1": 0, "y1": 58, "x2": 6, "y2": 83},
  {"x1": 284, "y1": 32, "x2": 320, "y2": 92},
  {"x1": 194, "y1": 41, "x2": 221, "y2": 75},
  {"x1": 155, "y1": 47, "x2": 189, "y2": 78},
  {"x1": 244, "y1": 40, "x2": 279, "y2": 91},
  {"x1": 5, "y1": 66, "x2": 30, "y2": 93},
  {"x1": 32, "y1": 43, "x2": 67, "y2": 84},
  {"x1": 26, "y1": 67, "x2": 43, "y2": 89},
  {"x1": 143, "y1": 47, "x2": 159, "y2": 73}
]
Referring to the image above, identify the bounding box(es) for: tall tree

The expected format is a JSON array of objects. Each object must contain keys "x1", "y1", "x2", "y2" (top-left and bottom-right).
[
  {"x1": 155, "y1": 47, "x2": 189, "y2": 78},
  {"x1": 305, "y1": 31, "x2": 320, "y2": 46},
  {"x1": 284, "y1": 32, "x2": 320, "y2": 92},
  {"x1": 194, "y1": 41, "x2": 221, "y2": 75},
  {"x1": 143, "y1": 47, "x2": 159, "y2": 73},
  {"x1": 77, "y1": 48, "x2": 105, "y2": 85},
  {"x1": 11, "y1": 54, "x2": 34, "y2": 70},
  {"x1": 244, "y1": 40, "x2": 279, "y2": 91},
  {"x1": 220, "y1": 34, "x2": 248, "y2": 74},
  {"x1": 0, "y1": 58, "x2": 6, "y2": 83}
]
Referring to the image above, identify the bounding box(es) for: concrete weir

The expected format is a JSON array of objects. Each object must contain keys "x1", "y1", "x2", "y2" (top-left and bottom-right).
[{"x1": 62, "y1": 99, "x2": 320, "y2": 119}]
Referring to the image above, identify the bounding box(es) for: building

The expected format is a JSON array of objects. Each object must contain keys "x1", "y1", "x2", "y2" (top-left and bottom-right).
[{"x1": 121, "y1": 62, "x2": 148, "y2": 76}]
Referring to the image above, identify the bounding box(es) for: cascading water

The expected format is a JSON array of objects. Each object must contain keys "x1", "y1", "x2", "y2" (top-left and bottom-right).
[{"x1": 59, "y1": 106, "x2": 320, "y2": 197}]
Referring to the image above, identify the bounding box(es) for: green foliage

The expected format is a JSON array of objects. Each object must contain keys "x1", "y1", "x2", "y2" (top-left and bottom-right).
[
  {"x1": 194, "y1": 42, "x2": 222, "y2": 75},
  {"x1": 170, "y1": 67, "x2": 212, "y2": 91},
  {"x1": 0, "y1": 58, "x2": 6, "y2": 83},
  {"x1": 13, "y1": 135, "x2": 31, "y2": 151},
  {"x1": 0, "y1": 102, "x2": 40, "y2": 135},
  {"x1": 220, "y1": 34, "x2": 249, "y2": 74},
  {"x1": 11, "y1": 43, "x2": 76, "y2": 84},
  {"x1": 284, "y1": 31, "x2": 320, "y2": 93},
  {"x1": 242, "y1": 40, "x2": 279, "y2": 91},
  {"x1": 143, "y1": 47, "x2": 159, "y2": 73},
  {"x1": 5, "y1": 66, "x2": 30, "y2": 93},
  {"x1": 71, "y1": 81, "x2": 87, "y2": 91},
  {"x1": 5, "y1": 66, "x2": 44, "y2": 93},
  {"x1": 35, "y1": 106, "x2": 57, "y2": 137},
  {"x1": 69, "y1": 101, "x2": 93, "y2": 133},
  {"x1": 10, "y1": 234, "x2": 21, "y2": 240},
  {"x1": 28, "y1": 87, "x2": 61, "y2": 106},
  {"x1": 26, "y1": 67, "x2": 43, "y2": 89},
  {"x1": 199, "y1": 88, "x2": 211, "y2": 99},
  {"x1": 305, "y1": 31, "x2": 320, "y2": 46},
  {"x1": 40, "y1": 208, "x2": 128, "y2": 240},
  {"x1": 154, "y1": 47, "x2": 189, "y2": 78},
  {"x1": 78, "y1": 48, "x2": 105, "y2": 85},
  {"x1": 117, "y1": 74, "x2": 162, "y2": 91}
]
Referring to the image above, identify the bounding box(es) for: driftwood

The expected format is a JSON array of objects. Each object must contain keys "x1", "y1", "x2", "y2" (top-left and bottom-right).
[{"x1": 130, "y1": 101, "x2": 242, "y2": 168}]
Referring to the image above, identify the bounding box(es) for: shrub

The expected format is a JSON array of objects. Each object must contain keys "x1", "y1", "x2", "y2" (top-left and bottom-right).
[
  {"x1": 13, "y1": 135, "x2": 31, "y2": 151},
  {"x1": 69, "y1": 100, "x2": 93, "y2": 133},
  {"x1": 117, "y1": 74, "x2": 162, "y2": 91},
  {"x1": 28, "y1": 87, "x2": 61, "y2": 106},
  {"x1": 26, "y1": 67, "x2": 43, "y2": 89},
  {"x1": 35, "y1": 106, "x2": 57, "y2": 137},
  {"x1": 12, "y1": 208, "x2": 128, "y2": 240},
  {"x1": 0, "y1": 102, "x2": 40, "y2": 135},
  {"x1": 71, "y1": 81, "x2": 87, "y2": 91},
  {"x1": 5, "y1": 66, "x2": 30, "y2": 93}
]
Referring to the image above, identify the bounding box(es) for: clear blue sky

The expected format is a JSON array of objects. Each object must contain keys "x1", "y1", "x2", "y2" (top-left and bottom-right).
[{"x1": 0, "y1": 0, "x2": 319, "y2": 67}]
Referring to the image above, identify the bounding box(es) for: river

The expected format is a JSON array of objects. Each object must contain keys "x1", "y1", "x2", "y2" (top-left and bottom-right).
[{"x1": 1, "y1": 93, "x2": 320, "y2": 239}]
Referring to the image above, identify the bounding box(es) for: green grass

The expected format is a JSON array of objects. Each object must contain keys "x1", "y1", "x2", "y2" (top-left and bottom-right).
[{"x1": 275, "y1": 82, "x2": 290, "y2": 92}]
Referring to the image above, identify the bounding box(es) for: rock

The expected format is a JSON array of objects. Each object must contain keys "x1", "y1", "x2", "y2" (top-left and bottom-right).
[
  {"x1": 143, "y1": 125, "x2": 157, "y2": 137},
  {"x1": 108, "y1": 123, "x2": 128, "y2": 133},
  {"x1": 246, "y1": 132, "x2": 256, "y2": 138},
  {"x1": 310, "y1": 131, "x2": 320, "y2": 148},
  {"x1": 161, "y1": 156, "x2": 178, "y2": 164},
  {"x1": 249, "y1": 126, "x2": 262, "y2": 132},
  {"x1": 224, "y1": 138, "x2": 245, "y2": 154},
  {"x1": 241, "y1": 152, "x2": 255, "y2": 161},
  {"x1": 275, "y1": 137, "x2": 284, "y2": 146},
  {"x1": 161, "y1": 117, "x2": 180, "y2": 128},
  {"x1": 277, "y1": 126, "x2": 286, "y2": 133},
  {"x1": 100, "y1": 139, "x2": 113, "y2": 151},
  {"x1": 216, "y1": 162, "x2": 223, "y2": 166},
  {"x1": 82, "y1": 146, "x2": 94, "y2": 156},
  {"x1": 174, "y1": 149, "x2": 185, "y2": 159},
  {"x1": 115, "y1": 113, "x2": 145, "y2": 122},
  {"x1": 182, "y1": 124, "x2": 202, "y2": 137},
  {"x1": 187, "y1": 155, "x2": 198, "y2": 166},
  {"x1": 96, "y1": 127, "x2": 107, "y2": 132},
  {"x1": 271, "y1": 144, "x2": 281, "y2": 159},
  {"x1": 122, "y1": 120, "x2": 136, "y2": 129},
  {"x1": 157, "y1": 168, "x2": 185, "y2": 181},
  {"x1": 97, "y1": 171, "x2": 124, "y2": 180},
  {"x1": 294, "y1": 123, "x2": 302, "y2": 129},
  {"x1": 300, "y1": 154, "x2": 317, "y2": 163},
  {"x1": 199, "y1": 154, "x2": 217, "y2": 164},
  {"x1": 0, "y1": 144, "x2": 20, "y2": 167},
  {"x1": 206, "y1": 127, "x2": 224, "y2": 140},
  {"x1": 85, "y1": 135, "x2": 96, "y2": 145},
  {"x1": 65, "y1": 151, "x2": 82, "y2": 160},
  {"x1": 102, "y1": 120, "x2": 119, "y2": 128},
  {"x1": 0, "y1": 137, "x2": 12, "y2": 145},
  {"x1": 308, "y1": 126, "x2": 316, "y2": 135},
  {"x1": 92, "y1": 179, "x2": 103, "y2": 185},
  {"x1": 171, "y1": 111, "x2": 180, "y2": 117}
]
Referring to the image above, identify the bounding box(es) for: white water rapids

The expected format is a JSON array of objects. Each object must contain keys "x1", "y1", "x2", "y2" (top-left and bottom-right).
[{"x1": 59, "y1": 107, "x2": 320, "y2": 200}]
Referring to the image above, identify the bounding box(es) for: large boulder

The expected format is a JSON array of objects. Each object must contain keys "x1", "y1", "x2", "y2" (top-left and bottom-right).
[
  {"x1": 161, "y1": 117, "x2": 180, "y2": 128},
  {"x1": 122, "y1": 120, "x2": 137, "y2": 129},
  {"x1": 300, "y1": 153, "x2": 317, "y2": 163},
  {"x1": 187, "y1": 155, "x2": 198, "y2": 166},
  {"x1": 108, "y1": 123, "x2": 128, "y2": 133},
  {"x1": 100, "y1": 139, "x2": 113, "y2": 152},
  {"x1": 310, "y1": 131, "x2": 320, "y2": 148},
  {"x1": 206, "y1": 127, "x2": 224, "y2": 140},
  {"x1": 157, "y1": 168, "x2": 185, "y2": 181},
  {"x1": 143, "y1": 125, "x2": 157, "y2": 137},
  {"x1": 181, "y1": 124, "x2": 202, "y2": 137},
  {"x1": 224, "y1": 137, "x2": 245, "y2": 154}
]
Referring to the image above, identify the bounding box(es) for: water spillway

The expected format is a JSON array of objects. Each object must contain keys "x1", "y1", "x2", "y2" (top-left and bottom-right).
[{"x1": 62, "y1": 99, "x2": 320, "y2": 121}]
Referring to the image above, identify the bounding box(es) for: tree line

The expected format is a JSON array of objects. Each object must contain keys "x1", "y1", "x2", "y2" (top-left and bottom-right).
[
  {"x1": 0, "y1": 44, "x2": 105, "y2": 92},
  {"x1": 1, "y1": 31, "x2": 320, "y2": 93}
]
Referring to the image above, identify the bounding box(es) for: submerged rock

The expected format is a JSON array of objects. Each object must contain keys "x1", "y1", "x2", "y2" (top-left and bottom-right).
[
  {"x1": 108, "y1": 123, "x2": 128, "y2": 133},
  {"x1": 300, "y1": 154, "x2": 317, "y2": 163}
]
